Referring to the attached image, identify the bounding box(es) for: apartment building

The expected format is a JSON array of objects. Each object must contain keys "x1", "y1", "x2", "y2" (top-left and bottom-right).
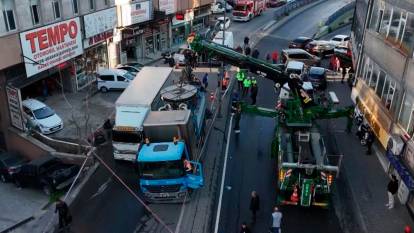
[
  {"x1": 0, "y1": 0, "x2": 213, "y2": 157},
  {"x1": 351, "y1": 0, "x2": 414, "y2": 214}
]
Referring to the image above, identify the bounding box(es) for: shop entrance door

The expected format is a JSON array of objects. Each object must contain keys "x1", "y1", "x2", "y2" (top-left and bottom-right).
[{"x1": 155, "y1": 34, "x2": 161, "y2": 52}]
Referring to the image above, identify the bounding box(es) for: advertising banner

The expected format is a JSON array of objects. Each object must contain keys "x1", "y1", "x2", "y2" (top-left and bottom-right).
[
  {"x1": 6, "y1": 86, "x2": 24, "y2": 131},
  {"x1": 159, "y1": 0, "x2": 176, "y2": 15},
  {"x1": 121, "y1": 1, "x2": 151, "y2": 27},
  {"x1": 84, "y1": 7, "x2": 117, "y2": 38},
  {"x1": 20, "y1": 17, "x2": 83, "y2": 78}
]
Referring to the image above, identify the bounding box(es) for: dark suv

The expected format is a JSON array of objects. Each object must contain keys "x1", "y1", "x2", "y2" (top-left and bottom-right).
[
  {"x1": 0, "y1": 151, "x2": 27, "y2": 183},
  {"x1": 305, "y1": 67, "x2": 327, "y2": 90},
  {"x1": 13, "y1": 156, "x2": 80, "y2": 195}
]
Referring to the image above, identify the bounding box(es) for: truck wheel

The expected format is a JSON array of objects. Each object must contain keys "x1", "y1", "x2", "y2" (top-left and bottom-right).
[
  {"x1": 42, "y1": 184, "x2": 53, "y2": 196},
  {"x1": 0, "y1": 174, "x2": 7, "y2": 183},
  {"x1": 100, "y1": 86, "x2": 108, "y2": 93}
]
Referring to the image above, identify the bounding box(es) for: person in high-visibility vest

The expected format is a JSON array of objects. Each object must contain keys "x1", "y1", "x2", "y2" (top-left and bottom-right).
[
  {"x1": 243, "y1": 77, "x2": 252, "y2": 97},
  {"x1": 251, "y1": 76, "x2": 257, "y2": 85},
  {"x1": 236, "y1": 69, "x2": 245, "y2": 91}
]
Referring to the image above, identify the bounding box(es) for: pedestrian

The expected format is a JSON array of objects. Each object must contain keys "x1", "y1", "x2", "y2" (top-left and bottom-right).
[
  {"x1": 245, "y1": 46, "x2": 251, "y2": 56},
  {"x1": 386, "y1": 175, "x2": 399, "y2": 209},
  {"x1": 243, "y1": 77, "x2": 252, "y2": 97},
  {"x1": 266, "y1": 53, "x2": 271, "y2": 63},
  {"x1": 55, "y1": 199, "x2": 72, "y2": 231},
  {"x1": 240, "y1": 222, "x2": 252, "y2": 233},
  {"x1": 272, "y1": 50, "x2": 279, "y2": 64},
  {"x1": 236, "y1": 68, "x2": 245, "y2": 91},
  {"x1": 232, "y1": 102, "x2": 242, "y2": 133},
  {"x1": 202, "y1": 73, "x2": 209, "y2": 90},
  {"x1": 249, "y1": 191, "x2": 260, "y2": 223},
  {"x1": 335, "y1": 56, "x2": 341, "y2": 73},
  {"x1": 270, "y1": 206, "x2": 282, "y2": 233},
  {"x1": 236, "y1": 45, "x2": 243, "y2": 53},
  {"x1": 365, "y1": 128, "x2": 374, "y2": 155},
  {"x1": 250, "y1": 83, "x2": 258, "y2": 105},
  {"x1": 329, "y1": 55, "x2": 336, "y2": 71},
  {"x1": 341, "y1": 67, "x2": 347, "y2": 83},
  {"x1": 252, "y1": 49, "x2": 260, "y2": 59}
]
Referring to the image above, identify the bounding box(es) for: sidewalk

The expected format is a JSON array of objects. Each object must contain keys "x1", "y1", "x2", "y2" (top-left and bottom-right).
[{"x1": 327, "y1": 82, "x2": 413, "y2": 233}]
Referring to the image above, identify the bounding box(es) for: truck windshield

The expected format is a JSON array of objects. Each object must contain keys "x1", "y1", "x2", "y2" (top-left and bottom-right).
[
  {"x1": 234, "y1": 5, "x2": 247, "y2": 11},
  {"x1": 139, "y1": 160, "x2": 186, "y2": 179},
  {"x1": 112, "y1": 130, "x2": 142, "y2": 143}
]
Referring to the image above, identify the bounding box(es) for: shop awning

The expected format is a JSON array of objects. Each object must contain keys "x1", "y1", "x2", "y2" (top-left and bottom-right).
[{"x1": 386, "y1": 149, "x2": 414, "y2": 190}]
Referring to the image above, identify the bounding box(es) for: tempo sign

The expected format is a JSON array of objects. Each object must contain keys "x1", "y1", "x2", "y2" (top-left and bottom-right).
[{"x1": 20, "y1": 17, "x2": 83, "y2": 78}]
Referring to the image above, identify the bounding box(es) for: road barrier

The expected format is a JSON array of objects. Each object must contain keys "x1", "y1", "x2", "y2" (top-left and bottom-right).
[{"x1": 273, "y1": 0, "x2": 316, "y2": 20}]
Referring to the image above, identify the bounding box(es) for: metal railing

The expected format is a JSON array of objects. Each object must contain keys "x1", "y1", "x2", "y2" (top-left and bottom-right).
[{"x1": 273, "y1": 0, "x2": 316, "y2": 21}]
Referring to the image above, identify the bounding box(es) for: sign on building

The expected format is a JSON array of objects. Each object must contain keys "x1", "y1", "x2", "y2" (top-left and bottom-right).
[
  {"x1": 159, "y1": 0, "x2": 176, "y2": 15},
  {"x1": 84, "y1": 7, "x2": 117, "y2": 39},
  {"x1": 121, "y1": 1, "x2": 151, "y2": 27},
  {"x1": 20, "y1": 17, "x2": 83, "y2": 78},
  {"x1": 6, "y1": 86, "x2": 24, "y2": 130}
]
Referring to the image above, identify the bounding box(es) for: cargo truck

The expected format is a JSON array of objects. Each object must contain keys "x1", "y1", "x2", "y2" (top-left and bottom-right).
[{"x1": 112, "y1": 67, "x2": 172, "y2": 161}]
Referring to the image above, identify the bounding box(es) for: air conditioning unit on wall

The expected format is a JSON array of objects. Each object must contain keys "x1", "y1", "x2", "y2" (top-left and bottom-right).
[{"x1": 387, "y1": 134, "x2": 405, "y2": 156}]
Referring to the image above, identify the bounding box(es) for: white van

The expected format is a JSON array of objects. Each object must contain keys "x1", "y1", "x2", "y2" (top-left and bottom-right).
[
  {"x1": 213, "y1": 31, "x2": 234, "y2": 49},
  {"x1": 97, "y1": 68, "x2": 136, "y2": 92},
  {"x1": 285, "y1": 61, "x2": 306, "y2": 77}
]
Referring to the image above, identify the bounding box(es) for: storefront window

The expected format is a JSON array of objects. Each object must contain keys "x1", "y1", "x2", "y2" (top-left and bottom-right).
[
  {"x1": 399, "y1": 92, "x2": 414, "y2": 131},
  {"x1": 172, "y1": 26, "x2": 185, "y2": 46},
  {"x1": 403, "y1": 13, "x2": 414, "y2": 55},
  {"x1": 364, "y1": 63, "x2": 373, "y2": 83},
  {"x1": 145, "y1": 36, "x2": 154, "y2": 56}
]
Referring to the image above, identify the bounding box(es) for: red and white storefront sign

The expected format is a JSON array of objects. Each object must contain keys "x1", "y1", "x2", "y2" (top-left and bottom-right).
[
  {"x1": 83, "y1": 31, "x2": 114, "y2": 49},
  {"x1": 20, "y1": 17, "x2": 83, "y2": 78},
  {"x1": 120, "y1": 1, "x2": 151, "y2": 27}
]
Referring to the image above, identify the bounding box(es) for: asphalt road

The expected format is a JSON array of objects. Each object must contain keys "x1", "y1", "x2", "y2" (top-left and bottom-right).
[{"x1": 216, "y1": 0, "x2": 350, "y2": 232}]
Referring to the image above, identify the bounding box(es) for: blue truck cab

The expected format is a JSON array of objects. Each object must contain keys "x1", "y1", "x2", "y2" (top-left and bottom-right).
[{"x1": 137, "y1": 140, "x2": 203, "y2": 203}]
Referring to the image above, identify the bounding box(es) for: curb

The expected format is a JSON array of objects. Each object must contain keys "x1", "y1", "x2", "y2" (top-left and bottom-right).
[
  {"x1": 249, "y1": 0, "x2": 328, "y2": 47},
  {"x1": 0, "y1": 217, "x2": 35, "y2": 233}
]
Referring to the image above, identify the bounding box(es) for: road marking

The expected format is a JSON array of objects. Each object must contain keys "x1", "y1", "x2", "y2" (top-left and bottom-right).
[
  {"x1": 174, "y1": 194, "x2": 188, "y2": 233},
  {"x1": 214, "y1": 114, "x2": 234, "y2": 233}
]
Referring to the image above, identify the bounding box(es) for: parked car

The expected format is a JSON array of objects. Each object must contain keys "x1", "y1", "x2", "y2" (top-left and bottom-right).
[
  {"x1": 282, "y1": 49, "x2": 321, "y2": 66},
  {"x1": 22, "y1": 99, "x2": 63, "y2": 135},
  {"x1": 0, "y1": 151, "x2": 27, "y2": 183},
  {"x1": 116, "y1": 63, "x2": 143, "y2": 75},
  {"x1": 173, "y1": 46, "x2": 193, "y2": 65},
  {"x1": 97, "y1": 68, "x2": 135, "y2": 92},
  {"x1": 212, "y1": 31, "x2": 234, "y2": 49},
  {"x1": 267, "y1": 0, "x2": 286, "y2": 7},
  {"x1": 217, "y1": 16, "x2": 231, "y2": 30},
  {"x1": 305, "y1": 40, "x2": 335, "y2": 57},
  {"x1": 13, "y1": 155, "x2": 80, "y2": 195},
  {"x1": 304, "y1": 66, "x2": 327, "y2": 90},
  {"x1": 329, "y1": 34, "x2": 350, "y2": 48},
  {"x1": 288, "y1": 36, "x2": 313, "y2": 49},
  {"x1": 285, "y1": 61, "x2": 306, "y2": 77}
]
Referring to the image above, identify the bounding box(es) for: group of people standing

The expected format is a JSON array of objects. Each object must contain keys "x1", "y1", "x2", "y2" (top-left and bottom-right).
[
  {"x1": 236, "y1": 69, "x2": 259, "y2": 105},
  {"x1": 240, "y1": 191, "x2": 283, "y2": 233}
]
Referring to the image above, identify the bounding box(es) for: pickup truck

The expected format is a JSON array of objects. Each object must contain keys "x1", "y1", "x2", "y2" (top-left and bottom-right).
[{"x1": 13, "y1": 155, "x2": 80, "y2": 195}]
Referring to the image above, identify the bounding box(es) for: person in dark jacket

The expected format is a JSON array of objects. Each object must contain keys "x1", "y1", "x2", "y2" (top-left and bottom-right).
[
  {"x1": 341, "y1": 67, "x2": 347, "y2": 83},
  {"x1": 365, "y1": 128, "x2": 374, "y2": 155},
  {"x1": 55, "y1": 199, "x2": 71, "y2": 230},
  {"x1": 232, "y1": 102, "x2": 242, "y2": 134},
  {"x1": 252, "y1": 49, "x2": 260, "y2": 59},
  {"x1": 202, "y1": 73, "x2": 209, "y2": 90},
  {"x1": 386, "y1": 175, "x2": 399, "y2": 209},
  {"x1": 249, "y1": 191, "x2": 260, "y2": 223},
  {"x1": 250, "y1": 83, "x2": 258, "y2": 105},
  {"x1": 240, "y1": 222, "x2": 252, "y2": 233},
  {"x1": 245, "y1": 46, "x2": 251, "y2": 56}
]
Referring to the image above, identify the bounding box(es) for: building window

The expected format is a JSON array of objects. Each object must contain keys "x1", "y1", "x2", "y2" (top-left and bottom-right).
[
  {"x1": 72, "y1": 0, "x2": 79, "y2": 14},
  {"x1": 104, "y1": 0, "x2": 109, "y2": 6},
  {"x1": 379, "y1": 6, "x2": 392, "y2": 36},
  {"x1": 52, "y1": 0, "x2": 60, "y2": 19},
  {"x1": 383, "y1": 79, "x2": 397, "y2": 110},
  {"x1": 388, "y1": 7, "x2": 401, "y2": 40},
  {"x1": 30, "y1": 0, "x2": 40, "y2": 25},
  {"x1": 376, "y1": 70, "x2": 386, "y2": 97},
  {"x1": 403, "y1": 13, "x2": 414, "y2": 56},
  {"x1": 396, "y1": 11, "x2": 407, "y2": 44},
  {"x1": 398, "y1": 92, "x2": 414, "y2": 132},
  {"x1": 376, "y1": 9, "x2": 384, "y2": 33},
  {"x1": 2, "y1": 0, "x2": 16, "y2": 31},
  {"x1": 89, "y1": 0, "x2": 95, "y2": 10},
  {"x1": 368, "y1": 64, "x2": 379, "y2": 90}
]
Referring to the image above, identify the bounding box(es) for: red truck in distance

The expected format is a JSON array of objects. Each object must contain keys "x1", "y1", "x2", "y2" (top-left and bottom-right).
[{"x1": 232, "y1": 0, "x2": 266, "y2": 22}]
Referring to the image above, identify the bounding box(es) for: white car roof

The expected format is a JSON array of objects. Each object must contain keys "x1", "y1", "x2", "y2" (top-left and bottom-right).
[
  {"x1": 286, "y1": 61, "x2": 305, "y2": 70},
  {"x1": 98, "y1": 68, "x2": 129, "y2": 76},
  {"x1": 22, "y1": 99, "x2": 46, "y2": 110},
  {"x1": 332, "y1": 34, "x2": 348, "y2": 39},
  {"x1": 217, "y1": 16, "x2": 228, "y2": 20}
]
